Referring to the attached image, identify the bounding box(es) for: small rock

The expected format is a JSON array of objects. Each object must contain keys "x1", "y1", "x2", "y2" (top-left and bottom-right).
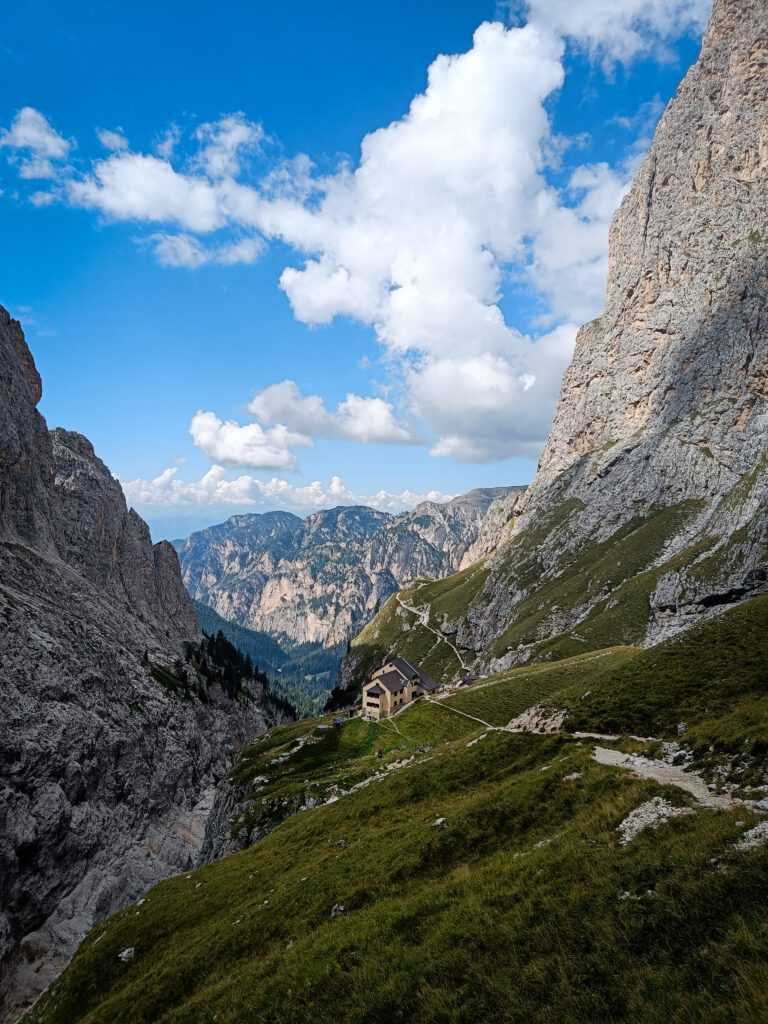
[
  {"x1": 118, "y1": 947, "x2": 136, "y2": 962},
  {"x1": 434, "y1": 817, "x2": 447, "y2": 827},
  {"x1": 735, "y1": 821, "x2": 768, "y2": 852},
  {"x1": 330, "y1": 904, "x2": 345, "y2": 918}
]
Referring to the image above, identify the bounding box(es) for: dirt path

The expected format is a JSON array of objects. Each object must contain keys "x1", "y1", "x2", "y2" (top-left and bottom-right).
[
  {"x1": 592, "y1": 747, "x2": 737, "y2": 809},
  {"x1": 423, "y1": 695, "x2": 498, "y2": 732},
  {"x1": 395, "y1": 594, "x2": 469, "y2": 673}
]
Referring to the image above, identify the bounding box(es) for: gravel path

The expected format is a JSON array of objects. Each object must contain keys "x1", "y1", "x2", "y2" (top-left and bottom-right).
[{"x1": 592, "y1": 747, "x2": 736, "y2": 808}]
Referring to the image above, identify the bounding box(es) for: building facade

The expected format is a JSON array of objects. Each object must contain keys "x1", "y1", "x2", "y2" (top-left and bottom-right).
[{"x1": 362, "y1": 658, "x2": 438, "y2": 720}]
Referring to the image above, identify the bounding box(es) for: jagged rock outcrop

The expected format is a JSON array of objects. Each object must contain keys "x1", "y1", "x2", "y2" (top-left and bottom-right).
[
  {"x1": 0, "y1": 309, "x2": 282, "y2": 1022},
  {"x1": 337, "y1": 0, "x2": 768, "y2": 693},
  {"x1": 176, "y1": 487, "x2": 521, "y2": 649}
]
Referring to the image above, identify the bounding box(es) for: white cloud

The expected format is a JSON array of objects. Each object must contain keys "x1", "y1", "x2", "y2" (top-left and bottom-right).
[
  {"x1": 524, "y1": 0, "x2": 711, "y2": 64},
  {"x1": 0, "y1": 107, "x2": 70, "y2": 180},
  {"x1": 156, "y1": 124, "x2": 181, "y2": 160},
  {"x1": 96, "y1": 128, "x2": 129, "y2": 151},
  {"x1": 121, "y1": 464, "x2": 260, "y2": 507},
  {"x1": 189, "y1": 410, "x2": 309, "y2": 470},
  {"x1": 148, "y1": 232, "x2": 263, "y2": 268},
  {"x1": 149, "y1": 232, "x2": 207, "y2": 268},
  {"x1": 0, "y1": 107, "x2": 69, "y2": 157},
  {"x1": 120, "y1": 465, "x2": 454, "y2": 513},
  {"x1": 2, "y1": 1, "x2": 709, "y2": 466},
  {"x1": 412, "y1": 325, "x2": 578, "y2": 462},
  {"x1": 29, "y1": 190, "x2": 56, "y2": 207},
  {"x1": 248, "y1": 380, "x2": 419, "y2": 445},
  {"x1": 67, "y1": 153, "x2": 223, "y2": 231},
  {"x1": 529, "y1": 162, "x2": 634, "y2": 325},
  {"x1": 194, "y1": 112, "x2": 264, "y2": 179},
  {"x1": 216, "y1": 236, "x2": 264, "y2": 265}
]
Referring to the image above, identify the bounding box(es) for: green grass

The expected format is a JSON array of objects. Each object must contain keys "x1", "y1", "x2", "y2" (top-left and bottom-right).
[
  {"x1": 558, "y1": 595, "x2": 768, "y2": 785},
  {"x1": 28, "y1": 724, "x2": 768, "y2": 1024},
  {"x1": 487, "y1": 502, "x2": 705, "y2": 658},
  {"x1": 339, "y1": 502, "x2": 708, "y2": 702},
  {"x1": 445, "y1": 648, "x2": 638, "y2": 727},
  {"x1": 28, "y1": 596, "x2": 768, "y2": 1024}
]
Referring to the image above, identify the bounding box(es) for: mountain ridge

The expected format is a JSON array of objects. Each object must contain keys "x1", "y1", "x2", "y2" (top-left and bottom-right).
[
  {"x1": 175, "y1": 486, "x2": 524, "y2": 653},
  {"x1": 0, "y1": 308, "x2": 284, "y2": 1022}
]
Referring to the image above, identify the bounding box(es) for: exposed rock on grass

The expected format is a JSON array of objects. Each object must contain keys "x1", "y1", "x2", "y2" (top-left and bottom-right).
[{"x1": 617, "y1": 798, "x2": 695, "y2": 845}]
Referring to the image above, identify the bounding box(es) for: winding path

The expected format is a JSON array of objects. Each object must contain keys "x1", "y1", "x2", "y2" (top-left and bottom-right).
[
  {"x1": 592, "y1": 747, "x2": 740, "y2": 809},
  {"x1": 395, "y1": 594, "x2": 469, "y2": 674}
]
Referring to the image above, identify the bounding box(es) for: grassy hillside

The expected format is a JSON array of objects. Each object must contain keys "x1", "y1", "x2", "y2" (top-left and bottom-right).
[
  {"x1": 29, "y1": 597, "x2": 768, "y2": 1024},
  {"x1": 335, "y1": 502, "x2": 717, "y2": 703}
]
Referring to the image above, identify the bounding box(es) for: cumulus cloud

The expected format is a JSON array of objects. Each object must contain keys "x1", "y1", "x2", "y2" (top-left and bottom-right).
[
  {"x1": 189, "y1": 411, "x2": 310, "y2": 470},
  {"x1": 194, "y1": 112, "x2": 264, "y2": 178},
  {"x1": 524, "y1": 0, "x2": 711, "y2": 64},
  {"x1": 187, "y1": 382, "x2": 420, "y2": 473},
  {"x1": 148, "y1": 231, "x2": 263, "y2": 268},
  {"x1": 67, "y1": 153, "x2": 223, "y2": 231},
  {"x1": 0, "y1": 107, "x2": 70, "y2": 179},
  {"x1": 121, "y1": 465, "x2": 453, "y2": 513},
  {"x1": 0, "y1": 3, "x2": 709, "y2": 466},
  {"x1": 248, "y1": 380, "x2": 419, "y2": 445},
  {"x1": 29, "y1": 190, "x2": 56, "y2": 207},
  {"x1": 121, "y1": 465, "x2": 261, "y2": 508}
]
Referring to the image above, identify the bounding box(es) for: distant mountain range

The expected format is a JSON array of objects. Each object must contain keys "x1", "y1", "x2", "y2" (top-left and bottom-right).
[
  {"x1": 175, "y1": 488, "x2": 523, "y2": 700},
  {"x1": 175, "y1": 487, "x2": 522, "y2": 653}
]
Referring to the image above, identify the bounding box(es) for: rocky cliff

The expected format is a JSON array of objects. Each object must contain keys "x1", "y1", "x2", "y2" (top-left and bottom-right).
[
  {"x1": 337, "y1": 0, "x2": 768, "y2": 694},
  {"x1": 176, "y1": 487, "x2": 522, "y2": 650},
  {"x1": 0, "y1": 308, "x2": 282, "y2": 1022}
]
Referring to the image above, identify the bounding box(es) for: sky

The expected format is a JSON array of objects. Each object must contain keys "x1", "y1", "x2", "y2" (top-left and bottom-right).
[{"x1": 0, "y1": 0, "x2": 710, "y2": 532}]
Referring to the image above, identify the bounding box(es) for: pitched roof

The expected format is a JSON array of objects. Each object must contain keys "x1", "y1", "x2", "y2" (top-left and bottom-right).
[
  {"x1": 391, "y1": 657, "x2": 420, "y2": 679},
  {"x1": 390, "y1": 657, "x2": 438, "y2": 693},
  {"x1": 365, "y1": 683, "x2": 384, "y2": 697},
  {"x1": 376, "y1": 670, "x2": 407, "y2": 693}
]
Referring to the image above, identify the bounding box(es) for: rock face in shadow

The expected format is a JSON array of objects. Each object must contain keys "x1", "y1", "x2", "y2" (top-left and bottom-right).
[
  {"x1": 0, "y1": 308, "x2": 278, "y2": 1021},
  {"x1": 336, "y1": 0, "x2": 768, "y2": 692}
]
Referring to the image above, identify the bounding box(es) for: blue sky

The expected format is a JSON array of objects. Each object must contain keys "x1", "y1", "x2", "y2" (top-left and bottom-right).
[{"x1": 0, "y1": 0, "x2": 709, "y2": 531}]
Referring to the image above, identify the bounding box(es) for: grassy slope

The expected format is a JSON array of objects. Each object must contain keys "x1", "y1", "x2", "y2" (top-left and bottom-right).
[
  {"x1": 558, "y1": 595, "x2": 768, "y2": 785},
  {"x1": 339, "y1": 502, "x2": 712, "y2": 702},
  {"x1": 29, "y1": 597, "x2": 768, "y2": 1024}
]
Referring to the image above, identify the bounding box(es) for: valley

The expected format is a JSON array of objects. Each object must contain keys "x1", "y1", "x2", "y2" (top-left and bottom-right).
[{"x1": 2, "y1": 0, "x2": 767, "y2": 1020}]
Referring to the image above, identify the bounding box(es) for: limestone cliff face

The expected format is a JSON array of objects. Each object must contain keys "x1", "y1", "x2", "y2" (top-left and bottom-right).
[
  {"x1": 476, "y1": 0, "x2": 768, "y2": 663},
  {"x1": 535, "y1": 0, "x2": 767, "y2": 499},
  {"x1": 0, "y1": 309, "x2": 278, "y2": 1022},
  {"x1": 0, "y1": 308, "x2": 58, "y2": 555},
  {"x1": 337, "y1": 0, "x2": 768, "y2": 692},
  {"x1": 176, "y1": 488, "x2": 521, "y2": 649}
]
